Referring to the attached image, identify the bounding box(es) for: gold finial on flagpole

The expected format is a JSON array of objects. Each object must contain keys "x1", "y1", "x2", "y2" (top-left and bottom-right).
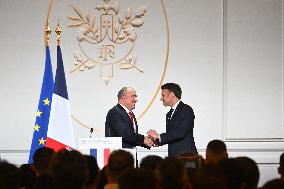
[
  {"x1": 44, "y1": 21, "x2": 52, "y2": 46},
  {"x1": 55, "y1": 20, "x2": 62, "y2": 46}
]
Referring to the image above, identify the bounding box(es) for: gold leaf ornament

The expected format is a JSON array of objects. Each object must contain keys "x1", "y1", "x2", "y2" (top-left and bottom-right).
[
  {"x1": 91, "y1": 16, "x2": 96, "y2": 28},
  {"x1": 120, "y1": 62, "x2": 132, "y2": 69},
  {"x1": 67, "y1": 16, "x2": 82, "y2": 21},
  {"x1": 111, "y1": 0, "x2": 119, "y2": 15},
  {"x1": 71, "y1": 5, "x2": 84, "y2": 19},
  {"x1": 67, "y1": 22, "x2": 84, "y2": 28},
  {"x1": 118, "y1": 15, "x2": 126, "y2": 25},
  {"x1": 130, "y1": 18, "x2": 144, "y2": 27},
  {"x1": 128, "y1": 32, "x2": 137, "y2": 42},
  {"x1": 86, "y1": 12, "x2": 91, "y2": 23},
  {"x1": 125, "y1": 8, "x2": 133, "y2": 19}
]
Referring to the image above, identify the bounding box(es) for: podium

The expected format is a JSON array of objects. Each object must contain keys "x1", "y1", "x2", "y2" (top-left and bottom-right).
[{"x1": 78, "y1": 137, "x2": 136, "y2": 168}]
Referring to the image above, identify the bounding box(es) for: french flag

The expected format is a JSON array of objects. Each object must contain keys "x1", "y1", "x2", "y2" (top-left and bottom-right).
[
  {"x1": 90, "y1": 149, "x2": 111, "y2": 169},
  {"x1": 46, "y1": 45, "x2": 76, "y2": 151}
]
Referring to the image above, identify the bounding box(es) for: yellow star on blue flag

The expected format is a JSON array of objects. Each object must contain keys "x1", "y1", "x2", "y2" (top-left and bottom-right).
[{"x1": 28, "y1": 46, "x2": 54, "y2": 163}]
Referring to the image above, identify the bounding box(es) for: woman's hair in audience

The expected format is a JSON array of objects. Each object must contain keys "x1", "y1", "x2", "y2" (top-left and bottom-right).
[
  {"x1": 191, "y1": 164, "x2": 227, "y2": 189},
  {"x1": 84, "y1": 155, "x2": 99, "y2": 186},
  {"x1": 107, "y1": 149, "x2": 134, "y2": 180},
  {"x1": 94, "y1": 165, "x2": 108, "y2": 189},
  {"x1": 140, "y1": 155, "x2": 163, "y2": 170},
  {"x1": 218, "y1": 158, "x2": 245, "y2": 189},
  {"x1": 236, "y1": 156, "x2": 259, "y2": 189}
]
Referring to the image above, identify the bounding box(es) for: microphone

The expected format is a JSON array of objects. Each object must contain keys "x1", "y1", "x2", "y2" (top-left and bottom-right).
[{"x1": 90, "y1": 128, "x2": 94, "y2": 138}]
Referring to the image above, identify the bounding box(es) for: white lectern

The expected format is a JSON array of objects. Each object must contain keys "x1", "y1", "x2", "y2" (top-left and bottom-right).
[{"x1": 78, "y1": 137, "x2": 136, "y2": 168}]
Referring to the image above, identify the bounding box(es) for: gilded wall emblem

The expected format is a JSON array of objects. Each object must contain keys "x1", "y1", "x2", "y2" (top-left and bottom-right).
[{"x1": 67, "y1": 0, "x2": 147, "y2": 84}]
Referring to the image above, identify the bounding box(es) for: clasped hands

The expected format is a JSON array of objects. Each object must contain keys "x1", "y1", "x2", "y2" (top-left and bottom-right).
[{"x1": 143, "y1": 129, "x2": 160, "y2": 148}]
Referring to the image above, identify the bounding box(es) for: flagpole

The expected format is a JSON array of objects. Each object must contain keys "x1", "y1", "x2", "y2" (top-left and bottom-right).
[
  {"x1": 44, "y1": 0, "x2": 54, "y2": 47},
  {"x1": 55, "y1": 20, "x2": 62, "y2": 46}
]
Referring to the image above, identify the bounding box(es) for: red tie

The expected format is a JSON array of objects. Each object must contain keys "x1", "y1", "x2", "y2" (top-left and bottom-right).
[{"x1": 128, "y1": 111, "x2": 134, "y2": 128}]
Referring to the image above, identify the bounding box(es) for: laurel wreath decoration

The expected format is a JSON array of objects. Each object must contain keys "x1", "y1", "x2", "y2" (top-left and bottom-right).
[{"x1": 67, "y1": 0, "x2": 147, "y2": 84}]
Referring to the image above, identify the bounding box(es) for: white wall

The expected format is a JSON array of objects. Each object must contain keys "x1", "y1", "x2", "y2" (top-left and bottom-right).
[{"x1": 0, "y1": 0, "x2": 283, "y2": 186}]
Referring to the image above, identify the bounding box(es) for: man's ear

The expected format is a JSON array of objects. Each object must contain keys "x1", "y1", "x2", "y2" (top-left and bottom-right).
[{"x1": 278, "y1": 167, "x2": 282, "y2": 174}]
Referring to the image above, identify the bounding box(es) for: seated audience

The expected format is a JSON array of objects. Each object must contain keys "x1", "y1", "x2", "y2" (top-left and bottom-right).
[
  {"x1": 236, "y1": 156, "x2": 259, "y2": 189},
  {"x1": 206, "y1": 139, "x2": 228, "y2": 164},
  {"x1": 84, "y1": 155, "x2": 99, "y2": 189},
  {"x1": 94, "y1": 165, "x2": 108, "y2": 189},
  {"x1": 118, "y1": 168, "x2": 156, "y2": 189},
  {"x1": 0, "y1": 161, "x2": 22, "y2": 189},
  {"x1": 105, "y1": 149, "x2": 135, "y2": 189},
  {"x1": 155, "y1": 157, "x2": 186, "y2": 189},
  {"x1": 177, "y1": 153, "x2": 204, "y2": 185},
  {"x1": 218, "y1": 158, "x2": 245, "y2": 189},
  {"x1": 32, "y1": 173, "x2": 55, "y2": 189},
  {"x1": 49, "y1": 149, "x2": 88, "y2": 189},
  {"x1": 32, "y1": 147, "x2": 55, "y2": 176},
  {"x1": 278, "y1": 152, "x2": 284, "y2": 180},
  {"x1": 191, "y1": 164, "x2": 227, "y2": 189},
  {"x1": 262, "y1": 178, "x2": 284, "y2": 189},
  {"x1": 19, "y1": 163, "x2": 36, "y2": 189},
  {"x1": 140, "y1": 155, "x2": 163, "y2": 171}
]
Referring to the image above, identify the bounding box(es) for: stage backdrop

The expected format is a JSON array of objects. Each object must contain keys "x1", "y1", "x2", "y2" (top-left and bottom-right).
[{"x1": 0, "y1": 0, "x2": 283, "y2": 186}]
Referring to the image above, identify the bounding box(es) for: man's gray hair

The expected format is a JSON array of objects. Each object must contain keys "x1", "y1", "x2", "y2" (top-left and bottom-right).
[{"x1": 117, "y1": 87, "x2": 128, "y2": 100}]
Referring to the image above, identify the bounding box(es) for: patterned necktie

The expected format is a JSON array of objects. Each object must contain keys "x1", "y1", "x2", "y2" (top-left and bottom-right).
[{"x1": 128, "y1": 111, "x2": 134, "y2": 128}]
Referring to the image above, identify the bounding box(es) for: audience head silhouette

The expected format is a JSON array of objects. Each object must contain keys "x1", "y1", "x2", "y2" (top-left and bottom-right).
[
  {"x1": 206, "y1": 139, "x2": 228, "y2": 164},
  {"x1": 49, "y1": 149, "x2": 88, "y2": 189}
]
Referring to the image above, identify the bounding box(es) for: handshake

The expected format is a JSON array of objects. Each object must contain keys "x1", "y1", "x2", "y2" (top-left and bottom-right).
[{"x1": 143, "y1": 129, "x2": 160, "y2": 148}]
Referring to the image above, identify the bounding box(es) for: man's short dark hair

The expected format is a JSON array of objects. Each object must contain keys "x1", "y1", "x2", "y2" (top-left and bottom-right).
[
  {"x1": 207, "y1": 140, "x2": 227, "y2": 153},
  {"x1": 262, "y1": 178, "x2": 284, "y2": 189},
  {"x1": 161, "y1": 83, "x2": 182, "y2": 99},
  {"x1": 33, "y1": 147, "x2": 55, "y2": 174},
  {"x1": 280, "y1": 152, "x2": 284, "y2": 170}
]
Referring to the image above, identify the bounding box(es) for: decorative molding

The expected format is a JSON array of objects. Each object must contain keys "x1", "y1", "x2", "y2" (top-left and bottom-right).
[{"x1": 222, "y1": 0, "x2": 284, "y2": 141}]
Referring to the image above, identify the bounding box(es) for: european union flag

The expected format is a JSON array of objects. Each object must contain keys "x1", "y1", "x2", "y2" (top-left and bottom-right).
[{"x1": 28, "y1": 46, "x2": 54, "y2": 163}]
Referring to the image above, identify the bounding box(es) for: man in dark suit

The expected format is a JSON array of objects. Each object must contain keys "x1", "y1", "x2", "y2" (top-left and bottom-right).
[
  {"x1": 105, "y1": 87, "x2": 153, "y2": 148},
  {"x1": 147, "y1": 83, "x2": 198, "y2": 156}
]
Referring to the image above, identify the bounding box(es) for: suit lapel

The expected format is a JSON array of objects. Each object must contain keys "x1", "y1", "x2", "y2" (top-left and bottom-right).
[
  {"x1": 171, "y1": 101, "x2": 183, "y2": 120},
  {"x1": 117, "y1": 104, "x2": 134, "y2": 130}
]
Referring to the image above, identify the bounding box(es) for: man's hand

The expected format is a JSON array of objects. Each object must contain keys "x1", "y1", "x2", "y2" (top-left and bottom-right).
[
  {"x1": 147, "y1": 129, "x2": 160, "y2": 146},
  {"x1": 144, "y1": 136, "x2": 154, "y2": 147},
  {"x1": 147, "y1": 129, "x2": 159, "y2": 139}
]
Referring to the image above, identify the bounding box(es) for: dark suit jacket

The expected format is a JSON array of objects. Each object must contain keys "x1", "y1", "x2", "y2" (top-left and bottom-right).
[
  {"x1": 160, "y1": 101, "x2": 198, "y2": 156},
  {"x1": 105, "y1": 104, "x2": 145, "y2": 148}
]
